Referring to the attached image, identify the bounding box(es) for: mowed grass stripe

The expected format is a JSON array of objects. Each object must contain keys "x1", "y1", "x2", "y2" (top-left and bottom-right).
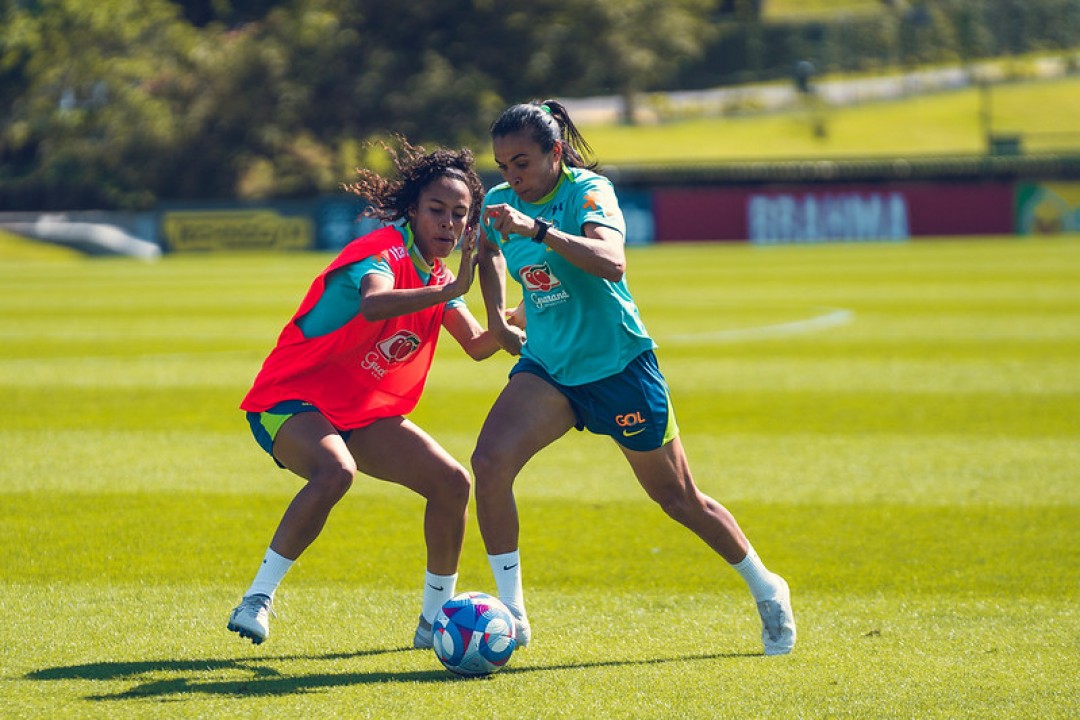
[
  {"x1": 6, "y1": 384, "x2": 1076, "y2": 437},
  {"x1": 3, "y1": 491, "x2": 1075, "y2": 599},
  {"x1": 2, "y1": 429, "x2": 1076, "y2": 508}
]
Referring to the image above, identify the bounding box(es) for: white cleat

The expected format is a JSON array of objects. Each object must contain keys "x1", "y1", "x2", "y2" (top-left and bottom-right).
[
  {"x1": 227, "y1": 594, "x2": 273, "y2": 645},
  {"x1": 757, "y1": 577, "x2": 796, "y2": 656},
  {"x1": 413, "y1": 615, "x2": 433, "y2": 649},
  {"x1": 508, "y1": 606, "x2": 531, "y2": 648}
]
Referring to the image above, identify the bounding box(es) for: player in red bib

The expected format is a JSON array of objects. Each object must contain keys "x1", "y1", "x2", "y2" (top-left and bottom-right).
[{"x1": 227, "y1": 140, "x2": 521, "y2": 648}]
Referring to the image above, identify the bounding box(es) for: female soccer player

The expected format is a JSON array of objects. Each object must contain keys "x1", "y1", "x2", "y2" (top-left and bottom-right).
[
  {"x1": 228, "y1": 141, "x2": 519, "y2": 647},
  {"x1": 473, "y1": 101, "x2": 796, "y2": 655}
]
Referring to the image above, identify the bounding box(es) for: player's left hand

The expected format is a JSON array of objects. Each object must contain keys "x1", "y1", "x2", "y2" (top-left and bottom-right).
[
  {"x1": 494, "y1": 322, "x2": 526, "y2": 356},
  {"x1": 447, "y1": 229, "x2": 478, "y2": 297},
  {"x1": 506, "y1": 302, "x2": 526, "y2": 330}
]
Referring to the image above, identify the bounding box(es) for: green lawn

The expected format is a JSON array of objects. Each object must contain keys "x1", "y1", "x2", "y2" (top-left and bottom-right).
[
  {"x1": 764, "y1": 0, "x2": 881, "y2": 18},
  {"x1": 0, "y1": 227, "x2": 83, "y2": 261},
  {"x1": 1, "y1": 236, "x2": 1078, "y2": 718},
  {"x1": 563, "y1": 75, "x2": 1080, "y2": 164}
]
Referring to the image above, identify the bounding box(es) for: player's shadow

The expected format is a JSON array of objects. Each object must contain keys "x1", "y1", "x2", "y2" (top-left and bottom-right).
[{"x1": 29, "y1": 648, "x2": 758, "y2": 700}]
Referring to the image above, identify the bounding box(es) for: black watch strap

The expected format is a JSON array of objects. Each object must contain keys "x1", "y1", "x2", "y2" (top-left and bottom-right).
[{"x1": 532, "y1": 218, "x2": 551, "y2": 243}]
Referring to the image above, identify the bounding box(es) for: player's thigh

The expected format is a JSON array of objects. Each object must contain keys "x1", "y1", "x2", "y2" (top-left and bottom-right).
[
  {"x1": 273, "y1": 411, "x2": 357, "y2": 481},
  {"x1": 620, "y1": 435, "x2": 697, "y2": 504},
  {"x1": 345, "y1": 416, "x2": 465, "y2": 497},
  {"x1": 476, "y1": 372, "x2": 576, "y2": 473}
]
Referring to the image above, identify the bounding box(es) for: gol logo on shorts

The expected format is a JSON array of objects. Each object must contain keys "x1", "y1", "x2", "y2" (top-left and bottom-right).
[
  {"x1": 519, "y1": 263, "x2": 561, "y2": 292},
  {"x1": 377, "y1": 330, "x2": 422, "y2": 363},
  {"x1": 615, "y1": 411, "x2": 647, "y2": 437}
]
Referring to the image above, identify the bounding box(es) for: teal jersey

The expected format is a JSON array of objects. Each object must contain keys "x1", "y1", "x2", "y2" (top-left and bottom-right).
[
  {"x1": 482, "y1": 166, "x2": 655, "y2": 385},
  {"x1": 297, "y1": 224, "x2": 464, "y2": 338}
]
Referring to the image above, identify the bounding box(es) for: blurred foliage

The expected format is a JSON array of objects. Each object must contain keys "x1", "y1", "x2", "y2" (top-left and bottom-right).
[
  {"x1": 572, "y1": 0, "x2": 717, "y2": 124},
  {"x1": 0, "y1": 0, "x2": 720, "y2": 208},
  {"x1": 679, "y1": 0, "x2": 1080, "y2": 87},
  {"x1": 0, "y1": 0, "x2": 1078, "y2": 209}
]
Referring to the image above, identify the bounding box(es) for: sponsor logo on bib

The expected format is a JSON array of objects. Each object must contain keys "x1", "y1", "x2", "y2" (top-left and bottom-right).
[{"x1": 377, "y1": 330, "x2": 422, "y2": 362}]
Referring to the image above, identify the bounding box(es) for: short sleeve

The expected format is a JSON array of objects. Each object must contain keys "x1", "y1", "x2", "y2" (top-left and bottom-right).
[{"x1": 575, "y1": 176, "x2": 626, "y2": 237}]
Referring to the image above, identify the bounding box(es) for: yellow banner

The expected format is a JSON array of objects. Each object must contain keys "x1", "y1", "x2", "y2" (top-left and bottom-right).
[{"x1": 162, "y1": 210, "x2": 313, "y2": 252}]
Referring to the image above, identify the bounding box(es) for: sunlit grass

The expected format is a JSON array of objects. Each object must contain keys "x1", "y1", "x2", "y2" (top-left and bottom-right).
[
  {"x1": 1, "y1": 237, "x2": 1078, "y2": 718},
  {"x1": 0, "y1": 227, "x2": 82, "y2": 261},
  {"x1": 565, "y1": 76, "x2": 1080, "y2": 164},
  {"x1": 764, "y1": 0, "x2": 881, "y2": 19}
]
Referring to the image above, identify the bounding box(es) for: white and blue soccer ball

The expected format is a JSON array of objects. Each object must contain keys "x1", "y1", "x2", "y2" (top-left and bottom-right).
[{"x1": 433, "y1": 591, "x2": 517, "y2": 677}]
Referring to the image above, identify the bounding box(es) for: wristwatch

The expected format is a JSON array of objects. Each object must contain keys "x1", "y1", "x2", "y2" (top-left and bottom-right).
[{"x1": 531, "y1": 218, "x2": 551, "y2": 243}]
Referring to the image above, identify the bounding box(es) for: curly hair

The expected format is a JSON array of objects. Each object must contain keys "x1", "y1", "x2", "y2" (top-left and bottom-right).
[{"x1": 343, "y1": 137, "x2": 485, "y2": 229}]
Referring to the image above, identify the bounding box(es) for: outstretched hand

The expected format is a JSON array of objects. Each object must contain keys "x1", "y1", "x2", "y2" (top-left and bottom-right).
[{"x1": 446, "y1": 228, "x2": 479, "y2": 297}]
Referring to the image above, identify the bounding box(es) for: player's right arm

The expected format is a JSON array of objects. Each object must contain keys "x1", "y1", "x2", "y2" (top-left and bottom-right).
[
  {"x1": 477, "y1": 231, "x2": 525, "y2": 355},
  {"x1": 358, "y1": 235, "x2": 477, "y2": 322},
  {"x1": 482, "y1": 202, "x2": 625, "y2": 282}
]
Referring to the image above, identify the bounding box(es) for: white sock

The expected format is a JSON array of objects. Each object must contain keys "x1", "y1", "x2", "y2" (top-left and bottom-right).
[
  {"x1": 488, "y1": 550, "x2": 525, "y2": 615},
  {"x1": 245, "y1": 547, "x2": 294, "y2": 600},
  {"x1": 731, "y1": 545, "x2": 781, "y2": 602},
  {"x1": 422, "y1": 571, "x2": 458, "y2": 624}
]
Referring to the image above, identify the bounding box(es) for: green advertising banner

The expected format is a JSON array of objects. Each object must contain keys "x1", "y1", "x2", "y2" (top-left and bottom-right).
[{"x1": 1016, "y1": 183, "x2": 1080, "y2": 235}]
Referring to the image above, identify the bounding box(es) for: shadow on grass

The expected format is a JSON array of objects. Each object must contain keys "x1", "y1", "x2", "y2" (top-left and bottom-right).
[{"x1": 28, "y1": 647, "x2": 759, "y2": 700}]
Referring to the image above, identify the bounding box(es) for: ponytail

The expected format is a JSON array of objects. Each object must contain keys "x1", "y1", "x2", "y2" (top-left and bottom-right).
[{"x1": 490, "y1": 99, "x2": 598, "y2": 170}]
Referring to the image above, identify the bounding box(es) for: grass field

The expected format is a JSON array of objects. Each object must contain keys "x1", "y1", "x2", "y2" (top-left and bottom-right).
[
  {"x1": 1, "y1": 235, "x2": 1078, "y2": 718},
  {"x1": 763, "y1": 0, "x2": 880, "y2": 18},
  {"x1": 565, "y1": 75, "x2": 1080, "y2": 164}
]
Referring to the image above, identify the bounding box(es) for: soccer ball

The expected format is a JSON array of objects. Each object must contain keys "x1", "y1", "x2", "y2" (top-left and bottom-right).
[{"x1": 433, "y1": 591, "x2": 517, "y2": 677}]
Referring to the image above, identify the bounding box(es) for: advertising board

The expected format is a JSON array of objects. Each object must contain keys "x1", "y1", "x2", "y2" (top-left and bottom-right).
[
  {"x1": 161, "y1": 208, "x2": 314, "y2": 252},
  {"x1": 652, "y1": 183, "x2": 1015, "y2": 243}
]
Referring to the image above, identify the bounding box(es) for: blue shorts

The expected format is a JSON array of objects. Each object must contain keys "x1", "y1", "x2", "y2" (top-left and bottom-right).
[
  {"x1": 246, "y1": 400, "x2": 353, "y2": 468},
  {"x1": 509, "y1": 350, "x2": 679, "y2": 452}
]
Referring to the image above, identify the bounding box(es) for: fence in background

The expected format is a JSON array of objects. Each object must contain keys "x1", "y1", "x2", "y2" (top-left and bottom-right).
[{"x1": 2, "y1": 159, "x2": 1079, "y2": 255}]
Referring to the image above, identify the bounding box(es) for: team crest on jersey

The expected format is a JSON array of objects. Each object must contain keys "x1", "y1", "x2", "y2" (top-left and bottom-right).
[
  {"x1": 519, "y1": 263, "x2": 561, "y2": 292},
  {"x1": 377, "y1": 330, "x2": 422, "y2": 363}
]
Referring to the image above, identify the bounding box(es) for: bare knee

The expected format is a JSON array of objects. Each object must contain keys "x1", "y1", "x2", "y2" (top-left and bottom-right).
[
  {"x1": 652, "y1": 487, "x2": 704, "y2": 526},
  {"x1": 470, "y1": 440, "x2": 495, "y2": 479},
  {"x1": 470, "y1": 442, "x2": 512, "y2": 500},
  {"x1": 307, "y1": 461, "x2": 355, "y2": 504},
  {"x1": 429, "y1": 463, "x2": 471, "y2": 513}
]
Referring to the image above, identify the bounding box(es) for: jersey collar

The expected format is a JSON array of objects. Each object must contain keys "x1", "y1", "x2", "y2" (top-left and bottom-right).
[
  {"x1": 531, "y1": 164, "x2": 574, "y2": 206},
  {"x1": 400, "y1": 222, "x2": 440, "y2": 278}
]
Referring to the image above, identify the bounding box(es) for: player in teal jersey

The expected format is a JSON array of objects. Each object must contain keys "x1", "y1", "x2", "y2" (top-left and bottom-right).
[{"x1": 473, "y1": 100, "x2": 796, "y2": 656}]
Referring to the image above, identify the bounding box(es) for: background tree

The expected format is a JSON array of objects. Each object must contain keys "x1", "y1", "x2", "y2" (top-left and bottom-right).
[
  {"x1": 567, "y1": 0, "x2": 720, "y2": 124},
  {"x1": 0, "y1": 0, "x2": 200, "y2": 208},
  {"x1": 3, "y1": 0, "x2": 1078, "y2": 209}
]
